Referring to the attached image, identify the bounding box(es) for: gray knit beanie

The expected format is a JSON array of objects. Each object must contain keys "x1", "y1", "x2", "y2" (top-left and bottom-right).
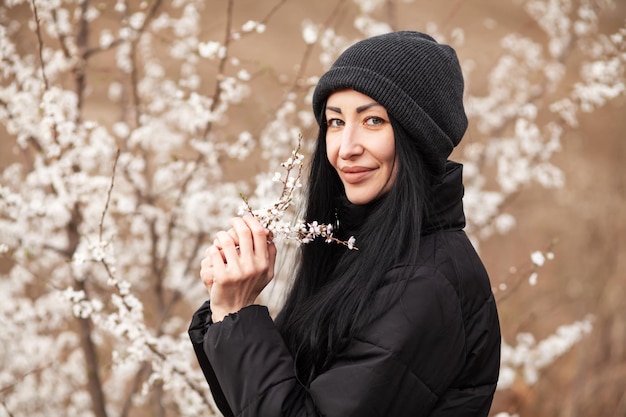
[{"x1": 312, "y1": 31, "x2": 467, "y2": 175}]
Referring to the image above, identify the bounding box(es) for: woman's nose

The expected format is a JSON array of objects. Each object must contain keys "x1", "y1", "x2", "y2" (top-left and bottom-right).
[{"x1": 338, "y1": 125, "x2": 363, "y2": 159}]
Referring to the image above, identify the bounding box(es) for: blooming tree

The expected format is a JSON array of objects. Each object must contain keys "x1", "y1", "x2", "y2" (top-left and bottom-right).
[{"x1": 0, "y1": 0, "x2": 623, "y2": 416}]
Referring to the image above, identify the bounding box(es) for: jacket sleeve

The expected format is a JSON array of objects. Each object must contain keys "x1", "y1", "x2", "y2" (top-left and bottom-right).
[
  {"x1": 188, "y1": 266, "x2": 466, "y2": 417},
  {"x1": 188, "y1": 300, "x2": 235, "y2": 417}
]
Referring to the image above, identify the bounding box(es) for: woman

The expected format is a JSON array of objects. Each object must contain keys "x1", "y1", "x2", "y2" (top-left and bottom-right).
[{"x1": 189, "y1": 31, "x2": 501, "y2": 417}]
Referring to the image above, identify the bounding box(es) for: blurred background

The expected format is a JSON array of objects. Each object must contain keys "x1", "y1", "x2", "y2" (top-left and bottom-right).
[{"x1": 1, "y1": 1, "x2": 624, "y2": 416}]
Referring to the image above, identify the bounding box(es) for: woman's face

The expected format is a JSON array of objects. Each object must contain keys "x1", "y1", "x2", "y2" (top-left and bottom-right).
[{"x1": 325, "y1": 89, "x2": 397, "y2": 205}]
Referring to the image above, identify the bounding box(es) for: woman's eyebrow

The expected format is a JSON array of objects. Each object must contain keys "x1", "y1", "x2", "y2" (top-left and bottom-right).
[
  {"x1": 326, "y1": 106, "x2": 342, "y2": 114},
  {"x1": 356, "y1": 102, "x2": 381, "y2": 113},
  {"x1": 325, "y1": 102, "x2": 381, "y2": 114}
]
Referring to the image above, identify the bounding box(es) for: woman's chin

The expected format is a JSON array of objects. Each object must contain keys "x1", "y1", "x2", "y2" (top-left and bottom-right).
[{"x1": 344, "y1": 191, "x2": 376, "y2": 206}]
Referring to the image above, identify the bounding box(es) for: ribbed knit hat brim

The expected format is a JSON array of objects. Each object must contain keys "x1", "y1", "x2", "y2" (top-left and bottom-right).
[{"x1": 312, "y1": 31, "x2": 467, "y2": 174}]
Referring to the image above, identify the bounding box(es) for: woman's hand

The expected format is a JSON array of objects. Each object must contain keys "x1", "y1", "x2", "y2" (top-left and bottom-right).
[{"x1": 200, "y1": 215, "x2": 277, "y2": 323}]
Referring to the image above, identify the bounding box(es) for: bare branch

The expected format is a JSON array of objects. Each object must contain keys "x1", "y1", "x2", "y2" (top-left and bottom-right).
[
  {"x1": 0, "y1": 363, "x2": 53, "y2": 395},
  {"x1": 50, "y1": 8, "x2": 73, "y2": 59},
  {"x1": 385, "y1": 0, "x2": 397, "y2": 31},
  {"x1": 29, "y1": 0, "x2": 50, "y2": 90},
  {"x1": 202, "y1": 0, "x2": 236, "y2": 140},
  {"x1": 29, "y1": 0, "x2": 62, "y2": 147},
  {"x1": 99, "y1": 148, "x2": 121, "y2": 242},
  {"x1": 495, "y1": 239, "x2": 558, "y2": 304},
  {"x1": 291, "y1": 0, "x2": 348, "y2": 92},
  {"x1": 0, "y1": 401, "x2": 15, "y2": 417},
  {"x1": 72, "y1": 0, "x2": 90, "y2": 120},
  {"x1": 439, "y1": 0, "x2": 468, "y2": 30}
]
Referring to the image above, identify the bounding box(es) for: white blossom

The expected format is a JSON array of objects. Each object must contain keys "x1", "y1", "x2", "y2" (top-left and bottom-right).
[
  {"x1": 301, "y1": 20, "x2": 319, "y2": 44},
  {"x1": 499, "y1": 317, "x2": 594, "y2": 388},
  {"x1": 531, "y1": 250, "x2": 546, "y2": 266},
  {"x1": 0, "y1": 1, "x2": 622, "y2": 415}
]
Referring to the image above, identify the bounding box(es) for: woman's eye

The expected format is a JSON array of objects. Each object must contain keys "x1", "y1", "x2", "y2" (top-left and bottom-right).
[
  {"x1": 365, "y1": 116, "x2": 385, "y2": 126},
  {"x1": 327, "y1": 118, "x2": 344, "y2": 128}
]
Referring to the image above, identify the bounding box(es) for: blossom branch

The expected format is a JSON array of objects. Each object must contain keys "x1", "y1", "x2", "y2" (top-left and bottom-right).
[
  {"x1": 494, "y1": 238, "x2": 558, "y2": 304},
  {"x1": 83, "y1": 0, "x2": 164, "y2": 60},
  {"x1": 91, "y1": 152, "x2": 214, "y2": 412},
  {"x1": 241, "y1": 134, "x2": 357, "y2": 250},
  {"x1": 30, "y1": 0, "x2": 60, "y2": 148},
  {"x1": 94, "y1": 255, "x2": 216, "y2": 414}
]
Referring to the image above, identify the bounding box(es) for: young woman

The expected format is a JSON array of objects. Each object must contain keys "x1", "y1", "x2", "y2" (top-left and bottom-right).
[{"x1": 189, "y1": 31, "x2": 501, "y2": 417}]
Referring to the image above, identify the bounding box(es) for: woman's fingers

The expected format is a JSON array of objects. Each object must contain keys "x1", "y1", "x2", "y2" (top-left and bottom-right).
[
  {"x1": 229, "y1": 217, "x2": 254, "y2": 255},
  {"x1": 201, "y1": 216, "x2": 278, "y2": 321},
  {"x1": 200, "y1": 252, "x2": 215, "y2": 293},
  {"x1": 211, "y1": 227, "x2": 238, "y2": 245},
  {"x1": 241, "y1": 215, "x2": 271, "y2": 253},
  {"x1": 234, "y1": 216, "x2": 274, "y2": 279},
  {"x1": 266, "y1": 232, "x2": 277, "y2": 279},
  {"x1": 208, "y1": 244, "x2": 228, "y2": 278}
]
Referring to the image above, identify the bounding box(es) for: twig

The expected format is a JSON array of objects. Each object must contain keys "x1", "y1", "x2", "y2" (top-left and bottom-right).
[
  {"x1": 202, "y1": 0, "x2": 235, "y2": 140},
  {"x1": 495, "y1": 238, "x2": 558, "y2": 304},
  {"x1": 0, "y1": 363, "x2": 53, "y2": 394},
  {"x1": 30, "y1": 0, "x2": 50, "y2": 90},
  {"x1": 99, "y1": 149, "x2": 121, "y2": 242},
  {"x1": 71, "y1": 0, "x2": 89, "y2": 121},
  {"x1": 291, "y1": 0, "x2": 348, "y2": 92},
  {"x1": 439, "y1": 0, "x2": 467, "y2": 31},
  {"x1": 0, "y1": 401, "x2": 15, "y2": 417},
  {"x1": 30, "y1": 0, "x2": 59, "y2": 146}
]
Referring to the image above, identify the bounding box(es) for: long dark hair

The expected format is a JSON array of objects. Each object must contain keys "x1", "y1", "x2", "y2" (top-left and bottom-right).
[{"x1": 275, "y1": 115, "x2": 436, "y2": 384}]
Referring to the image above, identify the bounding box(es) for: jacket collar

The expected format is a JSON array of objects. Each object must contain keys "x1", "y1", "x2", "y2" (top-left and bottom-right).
[
  {"x1": 335, "y1": 160, "x2": 466, "y2": 235},
  {"x1": 422, "y1": 160, "x2": 466, "y2": 234}
]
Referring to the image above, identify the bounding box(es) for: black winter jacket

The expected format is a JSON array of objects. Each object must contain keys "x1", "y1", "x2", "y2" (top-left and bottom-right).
[{"x1": 189, "y1": 162, "x2": 501, "y2": 417}]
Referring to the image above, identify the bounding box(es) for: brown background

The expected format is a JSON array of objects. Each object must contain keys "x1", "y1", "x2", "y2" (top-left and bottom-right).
[{"x1": 1, "y1": 1, "x2": 625, "y2": 416}]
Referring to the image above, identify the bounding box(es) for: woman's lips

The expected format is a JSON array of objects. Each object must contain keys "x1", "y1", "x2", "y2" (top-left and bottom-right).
[{"x1": 340, "y1": 166, "x2": 375, "y2": 184}]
